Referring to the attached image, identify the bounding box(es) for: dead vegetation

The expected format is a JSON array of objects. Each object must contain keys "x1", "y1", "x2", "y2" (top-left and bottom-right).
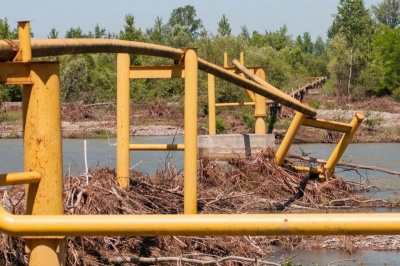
[{"x1": 0, "y1": 149, "x2": 394, "y2": 266}]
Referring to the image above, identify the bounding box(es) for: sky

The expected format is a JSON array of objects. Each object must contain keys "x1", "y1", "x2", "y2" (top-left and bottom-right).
[{"x1": 1, "y1": 0, "x2": 379, "y2": 42}]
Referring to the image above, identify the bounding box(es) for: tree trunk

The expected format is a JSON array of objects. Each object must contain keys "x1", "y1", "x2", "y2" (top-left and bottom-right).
[{"x1": 347, "y1": 46, "x2": 353, "y2": 97}]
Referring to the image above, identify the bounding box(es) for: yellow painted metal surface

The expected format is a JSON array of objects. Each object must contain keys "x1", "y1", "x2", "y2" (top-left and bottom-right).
[
  {"x1": 254, "y1": 68, "x2": 267, "y2": 134},
  {"x1": 275, "y1": 112, "x2": 306, "y2": 165},
  {"x1": 2, "y1": 204, "x2": 400, "y2": 236},
  {"x1": 324, "y1": 113, "x2": 365, "y2": 177},
  {"x1": 303, "y1": 117, "x2": 352, "y2": 133},
  {"x1": 129, "y1": 143, "x2": 184, "y2": 151},
  {"x1": 215, "y1": 102, "x2": 255, "y2": 107},
  {"x1": 130, "y1": 65, "x2": 184, "y2": 78},
  {"x1": 207, "y1": 73, "x2": 216, "y2": 135},
  {"x1": 116, "y1": 54, "x2": 130, "y2": 187},
  {"x1": 0, "y1": 171, "x2": 41, "y2": 186},
  {"x1": 0, "y1": 62, "x2": 33, "y2": 84},
  {"x1": 16, "y1": 21, "x2": 32, "y2": 62},
  {"x1": 22, "y1": 62, "x2": 65, "y2": 265},
  {"x1": 184, "y1": 48, "x2": 198, "y2": 214}
]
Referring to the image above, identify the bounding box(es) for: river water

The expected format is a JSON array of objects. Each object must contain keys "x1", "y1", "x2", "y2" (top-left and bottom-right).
[{"x1": 1, "y1": 138, "x2": 400, "y2": 264}]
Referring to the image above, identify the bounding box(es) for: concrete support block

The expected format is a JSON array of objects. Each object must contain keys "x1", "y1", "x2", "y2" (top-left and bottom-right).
[{"x1": 198, "y1": 134, "x2": 275, "y2": 159}]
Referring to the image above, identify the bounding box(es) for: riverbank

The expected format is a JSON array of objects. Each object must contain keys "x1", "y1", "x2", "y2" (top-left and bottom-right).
[{"x1": 1, "y1": 96, "x2": 400, "y2": 143}]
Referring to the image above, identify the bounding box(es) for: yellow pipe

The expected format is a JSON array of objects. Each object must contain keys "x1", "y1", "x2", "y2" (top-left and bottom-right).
[
  {"x1": 0, "y1": 171, "x2": 41, "y2": 186},
  {"x1": 215, "y1": 102, "x2": 255, "y2": 107},
  {"x1": 275, "y1": 112, "x2": 306, "y2": 165},
  {"x1": 129, "y1": 144, "x2": 184, "y2": 151},
  {"x1": 254, "y1": 68, "x2": 267, "y2": 134},
  {"x1": 291, "y1": 166, "x2": 323, "y2": 174},
  {"x1": 184, "y1": 48, "x2": 198, "y2": 214},
  {"x1": 3, "y1": 205, "x2": 400, "y2": 236},
  {"x1": 303, "y1": 117, "x2": 352, "y2": 133},
  {"x1": 117, "y1": 54, "x2": 130, "y2": 187},
  {"x1": 22, "y1": 62, "x2": 65, "y2": 265},
  {"x1": 325, "y1": 113, "x2": 365, "y2": 177},
  {"x1": 208, "y1": 74, "x2": 216, "y2": 135},
  {"x1": 198, "y1": 58, "x2": 316, "y2": 117},
  {"x1": 237, "y1": 52, "x2": 255, "y2": 102},
  {"x1": 17, "y1": 21, "x2": 31, "y2": 62},
  {"x1": 223, "y1": 52, "x2": 228, "y2": 68}
]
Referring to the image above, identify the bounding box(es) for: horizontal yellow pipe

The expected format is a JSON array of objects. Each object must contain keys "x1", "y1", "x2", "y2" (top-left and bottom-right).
[
  {"x1": 129, "y1": 143, "x2": 184, "y2": 151},
  {"x1": 303, "y1": 117, "x2": 352, "y2": 133},
  {"x1": 0, "y1": 171, "x2": 41, "y2": 186},
  {"x1": 291, "y1": 165, "x2": 323, "y2": 174},
  {"x1": 2, "y1": 205, "x2": 400, "y2": 236},
  {"x1": 215, "y1": 102, "x2": 255, "y2": 107},
  {"x1": 0, "y1": 39, "x2": 184, "y2": 62},
  {"x1": 198, "y1": 58, "x2": 317, "y2": 117}
]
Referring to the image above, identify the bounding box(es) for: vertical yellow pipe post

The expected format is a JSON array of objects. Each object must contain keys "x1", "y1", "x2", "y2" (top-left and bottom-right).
[
  {"x1": 20, "y1": 22, "x2": 65, "y2": 266},
  {"x1": 223, "y1": 52, "x2": 228, "y2": 68},
  {"x1": 18, "y1": 21, "x2": 32, "y2": 62},
  {"x1": 208, "y1": 73, "x2": 216, "y2": 135},
  {"x1": 275, "y1": 112, "x2": 305, "y2": 165},
  {"x1": 324, "y1": 113, "x2": 364, "y2": 178},
  {"x1": 254, "y1": 68, "x2": 266, "y2": 134},
  {"x1": 184, "y1": 48, "x2": 198, "y2": 214},
  {"x1": 116, "y1": 53, "x2": 130, "y2": 187}
]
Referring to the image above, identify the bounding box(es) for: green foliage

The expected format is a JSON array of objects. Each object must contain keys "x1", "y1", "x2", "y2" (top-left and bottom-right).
[
  {"x1": 0, "y1": 18, "x2": 18, "y2": 39},
  {"x1": 371, "y1": 25, "x2": 400, "y2": 95},
  {"x1": 392, "y1": 88, "x2": 400, "y2": 101},
  {"x1": 242, "y1": 111, "x2": 255, "y2": 132},
  {"x1": 307, "y1": 99, "x2": 320, "y2": 109},
  {"x1": 215, "y1": 117, "x2": 226, "y2": 134},
  {"x1": 364, "y1": 110, "x2": 383, "y2": 131},
  {"x1": 371, "y1": 0, "x2": 400, "y2": 28},
  {"x1": 217, "y1": 15, "x2": 231, "y2": 37}
]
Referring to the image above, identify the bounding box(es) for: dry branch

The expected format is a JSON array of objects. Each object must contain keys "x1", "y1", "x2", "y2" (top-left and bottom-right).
[{"x1": 287, "y1": 153, "x2": 400, "y2": 176}]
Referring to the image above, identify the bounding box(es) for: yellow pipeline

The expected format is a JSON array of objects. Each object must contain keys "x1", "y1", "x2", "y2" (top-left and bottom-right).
[
  {"x1": 198, "y1": 58, "x2": 316, "y2": 117},
  {"x1": 208, "y1": 73, "x2": 216, "y2": 135},
  {"x1": 0, "y1": 171, "x2": 41, "y2": 186},
  {"x1": 254, "y1": 68, "x2": 267, "y2": 134},
  {"x1": 325, "y1": 113, "x2": 365, "y2": 177},
  {"x1": 0, "y1": 39, "x2": 316, "y2": 117},
  {"x1": 129, "y1": 144, "x2": 184, "y2": 151},
  {"x1": 116, "y1": 53, "x2": 130, "y2": 187},
  {"x1": 275, "y1": 112, "x2": 306, "y2": 165},
  {"x1": 215, "y1": 102, "x2": 255, "y2": 107},
  {"x1": 2, "y1": 205, "x2": 400, "y2": 236},
  {"x1": 183, "y1": 48, "x2": 198, "y2": 214}
]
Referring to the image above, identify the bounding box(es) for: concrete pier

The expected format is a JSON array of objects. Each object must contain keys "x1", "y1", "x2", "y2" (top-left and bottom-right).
[{"x1": 198, "y1": 134, "x2": 275, "y2": 159}]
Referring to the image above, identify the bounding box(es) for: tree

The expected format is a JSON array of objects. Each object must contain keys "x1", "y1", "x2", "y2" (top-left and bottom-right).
[
  {"x1": 48, "y1": 28, "x2": 59, "y2": 39},
  {"x1": 371, "y1": 0, "x2": 400, "y2": 28},
  {"x1": 265, "y1": 25, "x2": 292, "y2": 51},
  {"x1": 166, "y1": 5, "x2": 203, "y2": 47},
  {"x1": 119, "y1": 14, "x2": 144, "y2": 41},
  {"x1": 371, "y1": 25, "x2": 400, "y2": 95},
  {"x1": 146, "y1": 16, "x2": 166, "y2": 44},
  {"x1": 240, "y1": 25, "x2": 250, "y2": 43},
  {"x1": 65, "y1": 27, "x2": 85, "y2": 38},
  {"x1": 0, "y1": 18, "x2": 17, "y2": 39},
  {"x1": 330, "y1": 0, "x2": 374, "y2": 97},
  {"x1": 314, "y1": 36, "x2": 326, "y2": 57},
  {"x1": 217, "y1": 14, "x2": 231, "y2": 37}
]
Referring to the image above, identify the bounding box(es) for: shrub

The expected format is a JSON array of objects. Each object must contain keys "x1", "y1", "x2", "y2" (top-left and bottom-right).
[{"x1": 215, "y1": 116, "x2": 226, "y2": 134}]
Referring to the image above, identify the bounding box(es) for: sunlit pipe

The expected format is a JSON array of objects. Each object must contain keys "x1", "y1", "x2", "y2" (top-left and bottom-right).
[
  {"x1": 129, "y1": 144, "x2": 184, "y2": 151},
  {"x1": 0, "y1": 171, "x2": 41, "y2": 186},
  {"x1": 2, "y1": 205, "x2": 400, "y2": 236},
  {"x1": 1, "y1": 39, "x2": 315, "y2": 117},
  {"x1": 198, "y1": 58, "x2": 317, "y2": 117},
  {"x1": 0, "y1": 39, "x2": 184, "y2": 62}
]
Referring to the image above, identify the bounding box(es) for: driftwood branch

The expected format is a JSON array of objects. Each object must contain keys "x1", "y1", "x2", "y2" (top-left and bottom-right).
[
  {"x1": 108, "y1": 255, "x2": 281, "y2": 265},
  {"x1": 287, "y1": 153, "x2": 400, "y2": 176}
]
